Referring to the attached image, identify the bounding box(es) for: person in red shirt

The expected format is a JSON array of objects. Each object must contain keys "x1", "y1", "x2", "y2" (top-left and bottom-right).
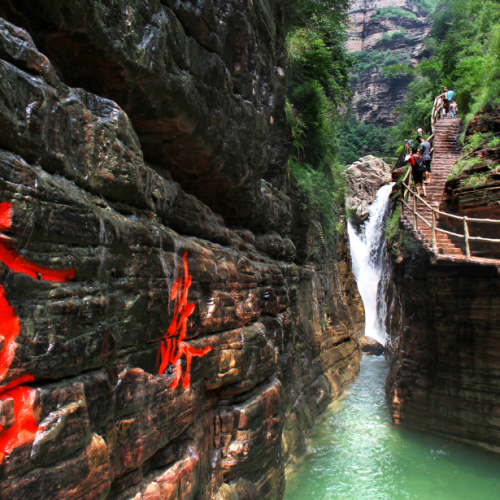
[{"x1": 406, "y1": 147, "x2": 427, "y2": 197}]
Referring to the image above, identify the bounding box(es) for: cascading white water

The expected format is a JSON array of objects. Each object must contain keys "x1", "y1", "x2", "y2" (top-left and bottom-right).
[{"x1": 347, "y1": 183, "x2": 395, "y2": 345}]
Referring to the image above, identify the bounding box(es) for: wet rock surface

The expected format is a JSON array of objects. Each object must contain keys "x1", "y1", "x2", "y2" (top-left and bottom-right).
[
  {"x1": 0, "y1": 15, "x2": 363, "y2": 500},
  {"x1": 345, "y1": 155, "x2": 392, "y2": 224},
  {"x1": 359, "y1": 336, "x2": 384, "y2": 355},
  {"x1": 0, "y1": 0, "x2": 290, "y2": 231}
]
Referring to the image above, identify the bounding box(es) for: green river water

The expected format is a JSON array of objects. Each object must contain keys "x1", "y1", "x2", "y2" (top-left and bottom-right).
[{"x1": 284, "y1": 356, "x2": 500, "y2": 500}]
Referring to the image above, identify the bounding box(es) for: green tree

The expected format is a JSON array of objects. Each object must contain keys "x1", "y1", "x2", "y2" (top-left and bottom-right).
[
  {"x1": 390, "y1": 0, "x2": 500, "y2": 147},
  {"x1": 284, "y1": 1, "x2": 353, "y2": 241}
]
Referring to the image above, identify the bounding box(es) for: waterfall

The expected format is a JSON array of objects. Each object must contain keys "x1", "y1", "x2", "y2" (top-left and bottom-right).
[{"x1": 347, "y1": 183, "x2": 394, "y2": 345}]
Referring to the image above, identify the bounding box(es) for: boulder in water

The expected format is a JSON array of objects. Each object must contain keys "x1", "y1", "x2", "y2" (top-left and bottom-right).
[
  {"x1": 360, "y1": 336, "x2": 384, "y2": 356},
  {"x1": 345, "y1": 156, "x2": 392, "y2": 225}
]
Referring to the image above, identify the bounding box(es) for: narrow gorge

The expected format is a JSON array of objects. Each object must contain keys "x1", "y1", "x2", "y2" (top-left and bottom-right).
[{"x1": 2, "y1": 0, "x2": 500, "y2": 499}]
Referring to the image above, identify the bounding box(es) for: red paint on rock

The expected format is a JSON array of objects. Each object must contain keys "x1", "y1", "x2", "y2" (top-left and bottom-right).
[
  {"x1": 0, "y1": 202, "x2": 11, "y2": 232},
  {"x1": 0, "y1": 201, "x2": 76, "y2": 462},
  {"x1": 0, "y1": 286, "x2": 22, "y2": 385},
  {"x1": 158, "y1": 252, "x2": 211, "y2": 390},
  {"x1": 0, "y1": 386, "x2": 38, "y2": 462},
  {"x1": 0, "y1": 201, "x2": 76, "y2": 388},
  {"x1": 0, "y1": 238, "x2": 75, "y2": 282},
  {"x1": 0, "y1": 202, "x2": 74, "y2": 283}
]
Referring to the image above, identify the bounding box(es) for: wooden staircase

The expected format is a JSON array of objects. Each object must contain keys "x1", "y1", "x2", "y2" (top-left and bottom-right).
[{"x1": 401, "y1": 117, "x2": 464, "y2": 257}]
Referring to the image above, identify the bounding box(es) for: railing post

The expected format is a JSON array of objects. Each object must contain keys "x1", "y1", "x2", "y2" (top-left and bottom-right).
[
  {"x1": 413, "y1": 193, "x2": 418, "y2": 231},
  {"x1": 463, "y1": 216, "x2": 471, "y2": 258},
  {"x1": 432, "y1": 210, "x2": 437, "y2": 251}
]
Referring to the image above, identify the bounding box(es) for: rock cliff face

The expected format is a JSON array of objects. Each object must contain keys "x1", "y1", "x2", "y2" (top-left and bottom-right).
[
  {"x1": 385, "y1": 223, "x2": 500, "y2": 451},
  {"x1": 382, "y1": 100, "x2": 500, "y2": 451},
  {"x1": 0, "y1": 7, "x2": 363, "y2": 500},
  {"x1": 0, "y1": 0, "x2": 290, "y2": 230},
  {"x1": 347, "y1": 0, "x2": 432, "y2": 126}
]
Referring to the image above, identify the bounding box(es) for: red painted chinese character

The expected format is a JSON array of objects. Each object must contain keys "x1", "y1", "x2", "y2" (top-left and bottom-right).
[
  {"x1": 0, "y1": 201, "x2": 75, "y2": 462},
  {"x1": 0, "y1": 385, "x2": 38, "y2": 463},
  {"x1": 158, "y1": 252, "x2": 211, "y2": 390}
]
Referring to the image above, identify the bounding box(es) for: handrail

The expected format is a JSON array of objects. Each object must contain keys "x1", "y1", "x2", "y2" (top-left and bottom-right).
[
  {"x1": 401, "y1": 181, "x2": 500, "y2": 258},
  {"x1": 393, "y1": 94, "x2": 444, "y2": 171},
  {"x1": 396, "y1": 93, "x2": 500, "y2": 258}
]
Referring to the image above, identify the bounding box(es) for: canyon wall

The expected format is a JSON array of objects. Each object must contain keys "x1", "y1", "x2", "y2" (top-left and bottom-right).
[
  {"x1": 347, "y1": 0, "x2": 432, "y2": 126},
  {"x1": 0, "y1": 3, "x2": 363, "y2": 499},
  {"x1": 385, "y1": 222, "x2": 500, "y2": 451}
]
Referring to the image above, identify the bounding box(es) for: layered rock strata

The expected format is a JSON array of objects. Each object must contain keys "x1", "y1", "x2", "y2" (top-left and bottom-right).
[
  {"x1": 0, "y1": 0, "x2": 290, "y2": 230},
  {"x1": 0, "y1": 13, "x2": 363, "y2": 500},
  {"x1": 347, "y1": 0, "x2": 432, "y2": 126},
  {"x1": 385, "y1": 223, "x2": 500, "y2": 451}
]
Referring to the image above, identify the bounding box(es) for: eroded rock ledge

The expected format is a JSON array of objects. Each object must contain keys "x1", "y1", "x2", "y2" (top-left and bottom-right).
[{"x1": 0, "y1": 15, "x2": 363, "y2": 500}]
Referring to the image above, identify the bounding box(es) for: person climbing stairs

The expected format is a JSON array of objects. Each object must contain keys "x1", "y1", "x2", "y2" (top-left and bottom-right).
[{"x1": 401, "y1": 117, "x2": 465, "y2": 257}]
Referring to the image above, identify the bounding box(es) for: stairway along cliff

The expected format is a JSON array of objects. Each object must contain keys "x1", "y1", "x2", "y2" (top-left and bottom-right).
[{"x1": 0, "y1": 3, "x2": 364, "y2": 499}]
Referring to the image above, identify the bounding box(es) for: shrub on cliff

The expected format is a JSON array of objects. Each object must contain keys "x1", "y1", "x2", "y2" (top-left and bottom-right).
[
  {"x1": 286, "y1": 14, "x2": 351, "y2": 167},
  {"x1": 385, "y1": 205, "x2": 417, "y2": 259},
  {"x1": 413, "y1": 0, "x2": 439, "y2": 16},
  {"x1": 352, "y1": 50, "x2": 410, "y2": 73},
  {"x1": 377, "y1": 29, "x2": 408, "y2": 47},
  {"x1": 285, "y1": 2, "x2": 352, "y2": 241},
  {"x1": 370, "y1": 7, "x2": 417, "y2": 22}
]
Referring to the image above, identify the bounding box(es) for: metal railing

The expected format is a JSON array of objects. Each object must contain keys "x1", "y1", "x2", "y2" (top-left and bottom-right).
[{"x1": 400, "y1": 168, "x2": 500, "y2": 258}]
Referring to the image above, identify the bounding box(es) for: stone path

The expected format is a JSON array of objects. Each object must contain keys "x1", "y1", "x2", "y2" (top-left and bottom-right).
[{"x1": 401, "y1": 117, "x2": 465, "y2": 257}]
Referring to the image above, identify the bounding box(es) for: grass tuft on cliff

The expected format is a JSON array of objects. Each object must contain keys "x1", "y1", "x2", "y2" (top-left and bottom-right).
[{"x1": 385, "y1": 205, "x2": 417, "y2": 258}]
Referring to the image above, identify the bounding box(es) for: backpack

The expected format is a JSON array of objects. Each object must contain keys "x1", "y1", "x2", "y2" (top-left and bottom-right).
[{"x1": 412, "y1": 156, "x2": 425, "y2": 174}]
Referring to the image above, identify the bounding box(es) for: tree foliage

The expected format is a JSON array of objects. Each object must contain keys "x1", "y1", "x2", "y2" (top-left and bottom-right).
[
  {"x1": 370, "y1": 7, "x2": 417, "y2": 22},
  {"x1": 390, "y1": 0, "x2": 500, "y2": 146},
  {"x1": 336, "y1": 116, "x2": 394, "y2": 165},
  {"x1": 284, "y1": 0, "x2": 352, "y2": 240},
  {"x1": 286, "y1": 13, "x2": 352, "y2": 168}
]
